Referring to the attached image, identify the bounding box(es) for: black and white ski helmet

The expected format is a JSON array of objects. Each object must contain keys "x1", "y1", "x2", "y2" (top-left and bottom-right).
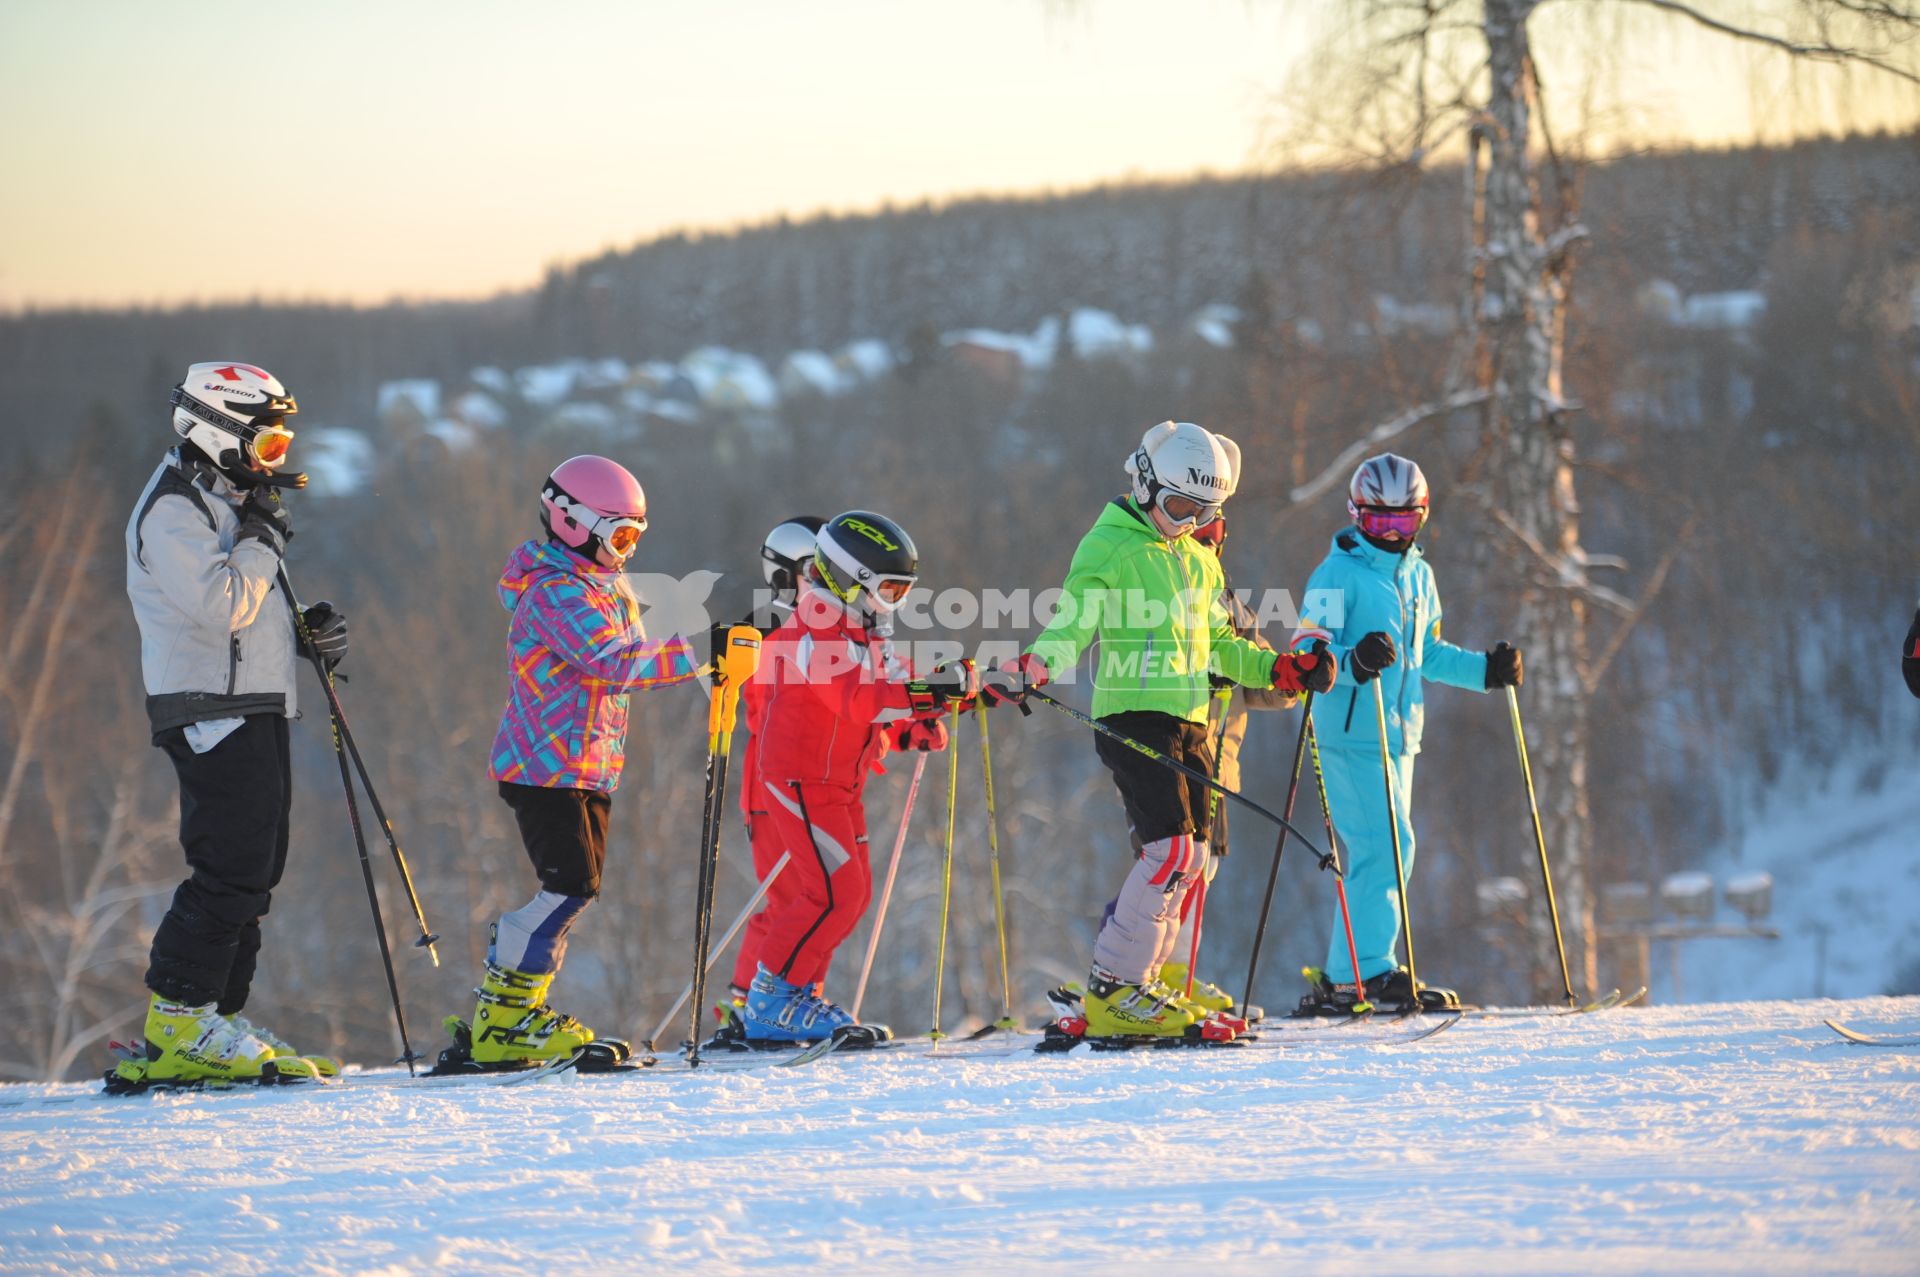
[
  {"x1": 813, "y1": 511, "x2": 919, "y2": 615},
  {"x1": 762, "y1": 515, "x2": 825, "y2": 598},
  {"x1": 1126, "y1": 421, "x2": 1237, "y2": 519},
  {"x1": 1347, "y1": 453, "x2": 1431, "y2": 548},
  {"x1": 1348, "y1": 453, "x2": 1429, "y2": 511},
  {"x1": 170, "y1": 361, "x2": 299, "y2": 483}
]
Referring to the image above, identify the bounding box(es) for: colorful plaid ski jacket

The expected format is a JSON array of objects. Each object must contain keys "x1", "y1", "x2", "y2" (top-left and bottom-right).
[{"x1": 488, "y1": 539, "x2": 698, "y2": 791}]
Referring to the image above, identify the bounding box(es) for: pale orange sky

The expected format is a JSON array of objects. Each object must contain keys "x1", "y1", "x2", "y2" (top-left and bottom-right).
[{"x1": 1, "y1": 0, "x2": 1913, "y2": 310}]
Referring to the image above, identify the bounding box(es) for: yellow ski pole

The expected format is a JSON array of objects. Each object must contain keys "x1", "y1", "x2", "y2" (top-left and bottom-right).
[
  {"x1": 687, "y1": 625, "x2": 761, "y2": 1066},
  {"x1": 975, "y1": 702, "x2": 1017, "y2": 1033}
]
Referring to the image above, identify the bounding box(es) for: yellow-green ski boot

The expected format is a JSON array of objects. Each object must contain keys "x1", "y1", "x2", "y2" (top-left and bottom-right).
[{"x1": 470, "y1": 964, "x2": 604, "y2": 1066}]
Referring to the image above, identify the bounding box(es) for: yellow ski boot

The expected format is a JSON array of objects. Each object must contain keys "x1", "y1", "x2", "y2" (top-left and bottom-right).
[
  {"x1": 1158, "y1": 963, "x2": 1263, "y2": 1024},
  {"x1": 108, "y1": 994, "x2": 319, "y2": 1091},
  {"x1": 227, "y1": 1013, "x2": 340, "y2": 1078},
  {"x1": 1082, "y1": 971, "x2": 1202, "y2": 1039},
  {"x1": 470, "y1": 964, "x2": 598, "y2": 1065}
]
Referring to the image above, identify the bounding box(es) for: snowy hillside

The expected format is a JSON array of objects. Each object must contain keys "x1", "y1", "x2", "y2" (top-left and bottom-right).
[{"x1": 3, "y1": 998, "x2": 1917, "y2": 1275}]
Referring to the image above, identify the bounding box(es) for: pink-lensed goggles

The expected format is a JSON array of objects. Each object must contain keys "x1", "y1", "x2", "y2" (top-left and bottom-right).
[{"x1": 1351, "y1": 502, "x2": 1428, "y2": 541}]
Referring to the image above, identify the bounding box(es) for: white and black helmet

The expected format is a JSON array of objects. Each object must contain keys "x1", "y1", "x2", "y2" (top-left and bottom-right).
[
  {"x1": 170, "y1": 361, "x2": 299, "y2": 482},
  {"x1": 762, "y1": 515, "x2": 825, "y2": 600},
  {"x1": 1347, "y1": 453, "x2": 1431, "y2": 547},
  {"x1": 1348, "y1": 453, "x2": 1429, "y2": 509},
  {"x1": 1126, "y1": 421, "x2": 1237, "y2": 528},
  {"x1": 813, "y1": 511, "x2": 919, "y2": 616}
]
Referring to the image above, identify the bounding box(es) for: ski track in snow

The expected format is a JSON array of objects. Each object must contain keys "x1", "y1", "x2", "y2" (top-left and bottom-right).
[{"x1": 2, "y1": 999, "x2": 1916, "y2": 1276}]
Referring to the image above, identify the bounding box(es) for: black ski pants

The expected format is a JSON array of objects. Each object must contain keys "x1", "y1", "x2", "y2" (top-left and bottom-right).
[
  {"x1": 145, "y1": 713, "x2": 292, "y2": 1012},
  {"x1": 1094, "y1": 710, "x2": 1216, "y2": 848}
]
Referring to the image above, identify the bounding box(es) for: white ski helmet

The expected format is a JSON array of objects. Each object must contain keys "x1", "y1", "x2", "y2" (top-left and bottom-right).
[
  {"x1": 762, "y1": 515, "x2": 826, "y2": 599},
  {"x1": 1347, "y1": 453, "x2": 1430, "y2": 547},
  {"x1": 1126, "y1": 421, "x2": 1234, "y2": 528},
  {"x1": 170, "y1": 362, "x2": 299, "y2": 481}
]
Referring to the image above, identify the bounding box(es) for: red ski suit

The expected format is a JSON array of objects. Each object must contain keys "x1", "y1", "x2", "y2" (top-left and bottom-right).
[{"x1": 732, "y1": 587, "x2": 935, "y2": 989}]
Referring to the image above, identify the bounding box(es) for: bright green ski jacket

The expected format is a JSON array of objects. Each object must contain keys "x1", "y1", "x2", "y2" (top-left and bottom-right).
[{"x1": 1026, "y1": 497, "x2": 1278, "y2": 723}]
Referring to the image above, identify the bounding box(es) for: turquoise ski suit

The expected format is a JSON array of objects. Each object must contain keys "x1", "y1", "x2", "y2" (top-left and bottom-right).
[{"x1": 1292, "y1": 529, "x2": 1490, "y2": 983}]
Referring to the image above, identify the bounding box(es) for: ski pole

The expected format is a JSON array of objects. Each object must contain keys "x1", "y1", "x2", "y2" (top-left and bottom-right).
[
  {"x1": 852, "y1": 753, "x2": 927, "y2": 1023},
  {"x1": 929, "y1": 702, "x2": 961, "y2": 1044},
  {"x1": 277, "y1": 564, "x2": 440, "y2": 968},
  {"x1": 276, "y1": 566, "x2": 421, "y2": 1073},
  {"x1": 1507, "y1": 685, "x2": 1576, "y2": 1006},
  {"x1": 1184, "y1": 873, "x2": 1208, "y2": 999},
  {"x1": 1307, "y1": 717, "x2": 1368, "y2": 1008},
  {"x1": 1027, "y1": 689, "x2": 1334, "y2": 864},
  {"x1": 975, "y1": 701, "x2": 1017, "y2": 1032},
  {"x1": 686, "y1": 625, "x2": 762, "y2": 1066},
  {"x1": 1371, "y1": 679, "x2": 1420, "y2": 1004},
  {"x1": 1203, "y1": 684, "x2": 1232, "y2": 832},
  {"x1": 645, "y1": 851, "x2": 790, "y2": 1049},
  {"x1": 1241, "y1": 693, "x2": 1313, "y2": 1011}
]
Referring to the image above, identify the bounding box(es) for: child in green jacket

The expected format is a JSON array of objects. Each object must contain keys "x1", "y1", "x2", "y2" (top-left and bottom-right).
[{"x1": 982, "y1": 422, "x2": 1334, "y2": 1040}]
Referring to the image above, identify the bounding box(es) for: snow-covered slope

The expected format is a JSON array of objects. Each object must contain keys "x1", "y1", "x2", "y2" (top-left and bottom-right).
[
  {"x1": 1679, "y1": 759, "x2": 1920, "y2": 1004},
  {"x1": 2, "y1": 998, "x2": 1915, "y2": 1276}
]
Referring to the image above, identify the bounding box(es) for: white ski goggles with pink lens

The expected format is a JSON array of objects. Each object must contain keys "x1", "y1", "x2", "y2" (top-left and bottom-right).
[{"x1": 1155, "y1": 489, "x2": 1221, "y2": 528}]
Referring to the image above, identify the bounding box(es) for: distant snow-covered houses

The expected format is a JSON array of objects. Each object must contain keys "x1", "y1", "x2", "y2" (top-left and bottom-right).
[
  {"x1": 679, "y1": 347, "x2": 779, "y2": 412},
  {"x1": 376, "y1": 379, "x2": 439, "y2": 425},
  {"x1": 1635, "y1": 279, "x2": 1768, "y2": 332},
  {"x1": 778, "y1": 350, "x2": 855, "y2": 399},
  {"x1": 301, "y1": 427, "x2": 376, "y2": 497},
  {"x1": 1189, "y1": 303, "x2": 1241, "y2": 349}
]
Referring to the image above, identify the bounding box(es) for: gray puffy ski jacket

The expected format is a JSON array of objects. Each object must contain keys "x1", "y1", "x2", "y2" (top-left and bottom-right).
[{"x1": 126, "y1": 449, "x2": 298, "y2": 736}]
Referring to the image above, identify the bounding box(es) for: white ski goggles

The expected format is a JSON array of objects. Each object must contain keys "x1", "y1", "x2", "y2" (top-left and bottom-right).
[
  {"x1": 547, "y1": 486, "x2": 648, "y2": 559},
  {"x1": 1155, "y1": 488, "x2": 1221, "y2": 528}
]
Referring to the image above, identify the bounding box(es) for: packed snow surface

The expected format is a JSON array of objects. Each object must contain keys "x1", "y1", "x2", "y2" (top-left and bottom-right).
[{"x1": 2, "y1": 998, "x2": 1915, "y2": 1275}]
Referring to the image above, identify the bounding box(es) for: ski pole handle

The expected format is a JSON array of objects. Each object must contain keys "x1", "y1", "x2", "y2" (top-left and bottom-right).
[{"x1": 708, "y1": 625, "x2": 763, "y2": 739}]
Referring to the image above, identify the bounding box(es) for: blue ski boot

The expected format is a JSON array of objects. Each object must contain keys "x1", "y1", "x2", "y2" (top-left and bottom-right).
[{"x1": 739, "y1": 965, "x2": 855, "y2": 1044}]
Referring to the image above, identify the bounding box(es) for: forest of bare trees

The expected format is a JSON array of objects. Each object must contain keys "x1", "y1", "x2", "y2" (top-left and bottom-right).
[{"x1": 0, "y1": 132, "x2": 1915, "y2": 1079}]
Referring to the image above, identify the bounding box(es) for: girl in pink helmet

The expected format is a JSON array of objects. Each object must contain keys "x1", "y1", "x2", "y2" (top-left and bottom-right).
[{"x1": 441, "y1": 455, "x2": 700, "y2": 1073}]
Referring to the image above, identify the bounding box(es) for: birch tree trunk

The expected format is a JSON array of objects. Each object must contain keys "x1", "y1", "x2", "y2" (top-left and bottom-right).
[{"x1": 1478, "y1": 0, "x2": 1597, "y2": 998}]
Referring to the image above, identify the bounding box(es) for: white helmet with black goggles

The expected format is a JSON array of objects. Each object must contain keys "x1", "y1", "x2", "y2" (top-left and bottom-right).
[
  {"x1": 170, "y1": 361, "x2": 298, "y2": 479},
  {"x1": 1126, "y1": 421, "x2": 1237, "y2": 530},
  {"x1": 762, "y1": 516, "x2": 826, "y2": 596},
  {"x1": 813, "y1": 511, "x2": 919, "y2": 616}
]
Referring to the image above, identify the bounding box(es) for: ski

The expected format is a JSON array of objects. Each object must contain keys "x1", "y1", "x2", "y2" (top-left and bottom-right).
[
  {"x1": 1456, "y1": 986, "x2": 1644, "y2": 1019},
  {"x1": 776, "y1": 1024, "x2": 895, "y2": 1067},
  {"x1": 101, "y1": 1059, "x2": 332, "y2": 1098},
  {"x1": 1824, "y1": 1020, "x2": 1920, "y2": 1047},
  {"x1": 494, "y1": 1044, "x2": 656, "y2": 1085}
]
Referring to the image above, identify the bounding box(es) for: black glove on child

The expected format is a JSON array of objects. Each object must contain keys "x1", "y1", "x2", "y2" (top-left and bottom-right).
[
  {"x1": 236, "y1": 491, "x2": 293, "y2": 556},
  {"x1": 1350, "y1": 631, "x2": 1397, "y2": 685},
  {"x1": 906, "y1": 659, "x2": 979, "y2": 716},
  {"x1": 301, "y1": 602, "x2": 349, "y2": 668},
  {"x1": 1485, "y1": 641, "x2": 1523, "y2": 689}
]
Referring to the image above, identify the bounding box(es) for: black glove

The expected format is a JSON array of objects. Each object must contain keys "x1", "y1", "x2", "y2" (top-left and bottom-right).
[
  {"x1": 301, "y1": 602, "x2": 349, "y2": 668},
  {"x1": 923, "y1": 658, "x2": 979, "y2": 707},
  {"x1": 1485, "y1": 641, "x2": 1523, "y2": 689},
  {"x1": 1350, "y1": 631, "x2": 1397, "y2": 685},
  {"x1": 235, "y1": 491, "x2": 292, "y2": 556},
  {"x1": 907, "y1": 659, "x2": 979, "y2": 716},
  {"x1": 1903, "y1": 608, "x2": 1920, "y2": 700}
]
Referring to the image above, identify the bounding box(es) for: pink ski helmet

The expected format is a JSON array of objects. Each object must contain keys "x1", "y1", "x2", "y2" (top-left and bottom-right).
[{"x1": 540, "y1": 455, "x2": 649, "y2": 568}]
